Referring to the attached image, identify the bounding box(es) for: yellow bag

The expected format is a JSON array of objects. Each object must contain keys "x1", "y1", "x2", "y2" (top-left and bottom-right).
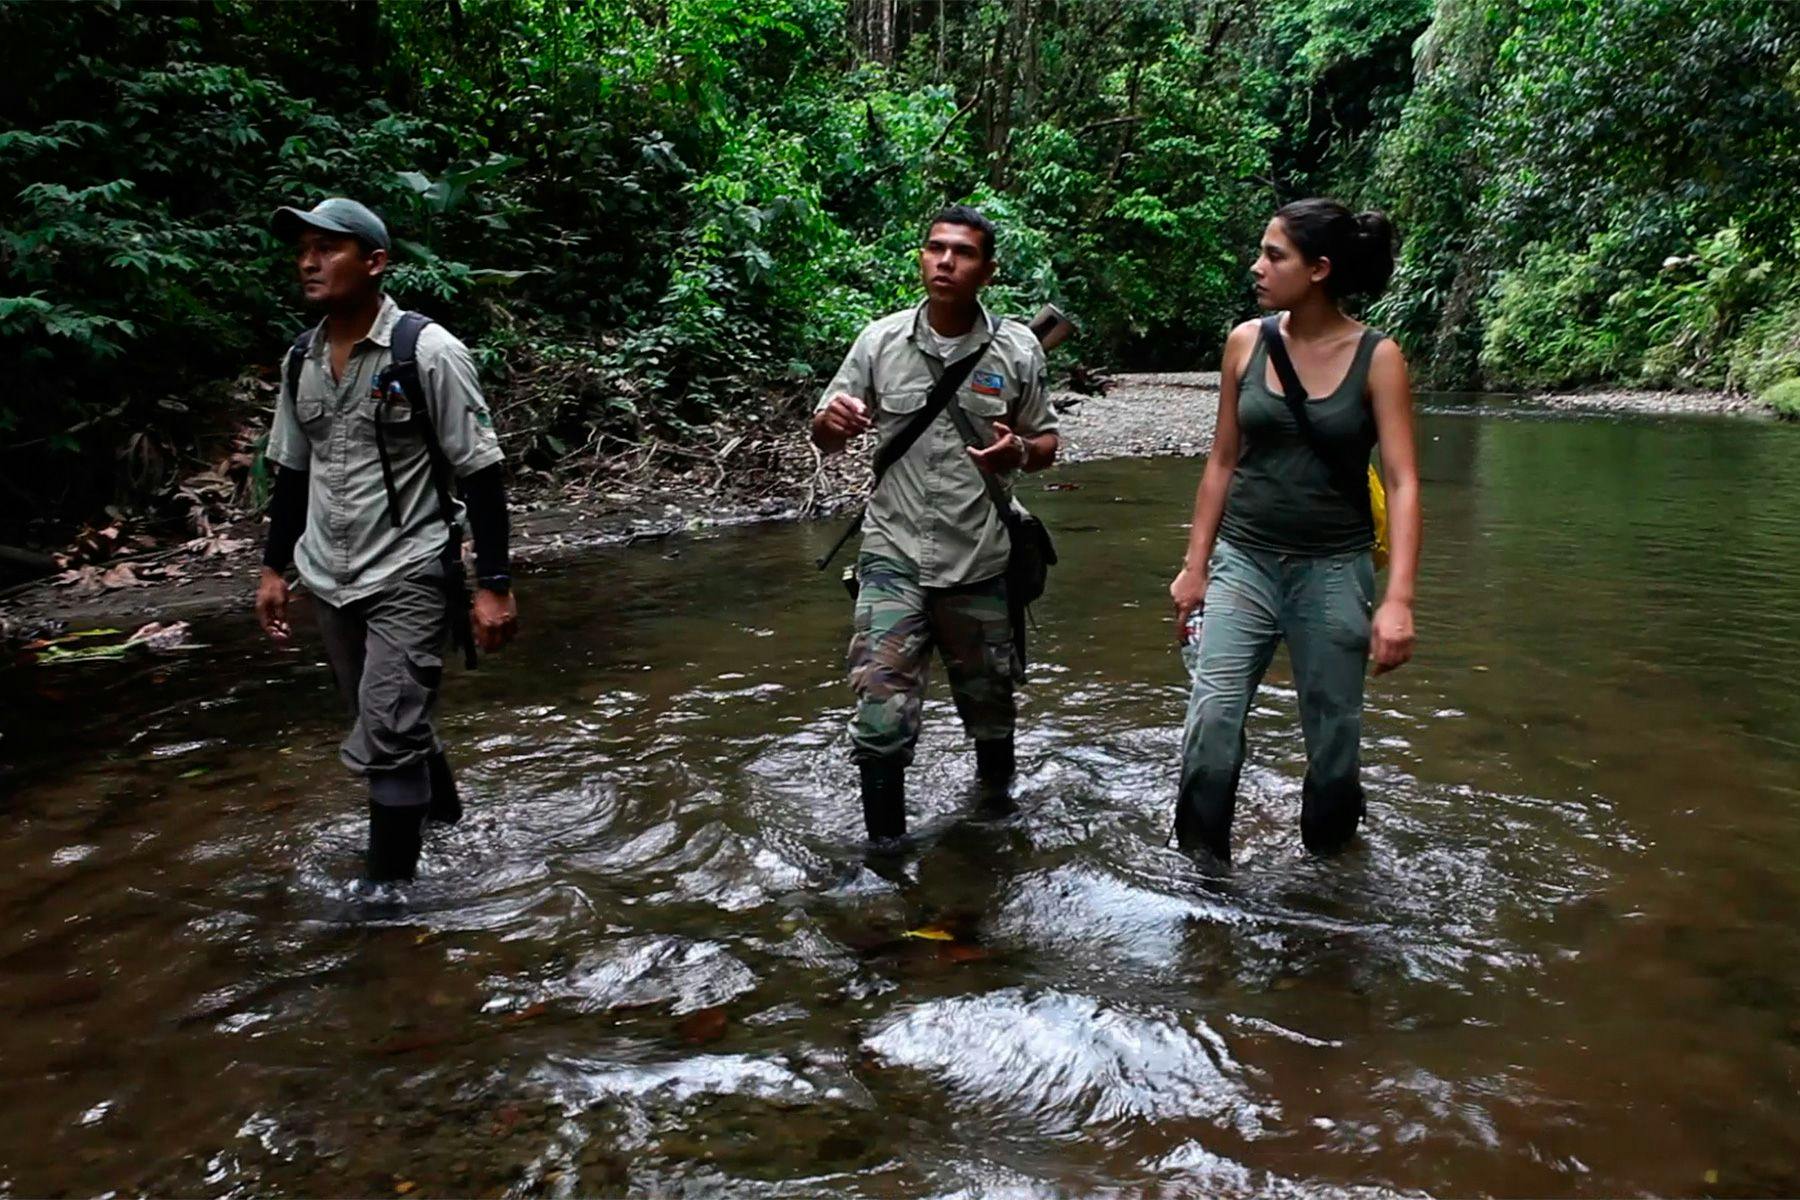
[{"x1": 1368, "y1": 464, "x2": 1390, "y2": 570}]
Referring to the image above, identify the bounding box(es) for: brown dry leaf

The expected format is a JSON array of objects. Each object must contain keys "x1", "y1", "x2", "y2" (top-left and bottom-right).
[
  {"x1": 370, "y1": 1030, "x2": 455, "y2": 1057},
  {"x1": 100, "y1": 563, "x2": 147, "y2": 591},
  {"x1": 125, "y1": 621, "x2": 192, "y2": 650},
  {"x1": 184, "y1": 533, "x2": 250, "y2": 558},
  {"x1": 939, "y1": 944, "x2": 990, "y2": 964},
  {"x1": 676, "y1": 1005, "x2": 728, "y2": 1045},
  {"x1": 56, "y1": 567, "x2": 106, "y2": 596},
  {"x1": 504, "y1": 1001, "x2": 549, "y2": 1025},
  {"x1": 394, "y1": 1179, "x2": 418, "y2": 1196}
]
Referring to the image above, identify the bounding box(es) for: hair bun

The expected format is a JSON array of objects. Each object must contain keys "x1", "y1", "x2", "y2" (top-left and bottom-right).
[
  {"x1": 1352, "y1": 210, "x2": 1396, "y2": 298},
  {"x1": 1354, "y1": 210, "x2": 1395, "y2": 249},
  {"x1": 1273, "y1": 198, "x2": 1400, "y2": 301}
]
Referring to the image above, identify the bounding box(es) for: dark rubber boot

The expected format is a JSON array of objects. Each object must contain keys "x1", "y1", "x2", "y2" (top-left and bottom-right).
[
  {"x1": 975, "y1": 737, "x2": 1015, "y2": 810},
  {"x1": 367, "y1": 801, "x2": 427, "y2": 882},
  {"x1": 426, "y1": 749, "x2": 462, "y2": 826},
  {"x1": 859, "y1": 760, "x2": 906, "y2": 845},
  {"x1": 1172, "y1": 765, "x2": 1239, "y2": 863},
  {"x1": 1299, "y1": 773, "x2": 1364, "y2": 855},
  {"x1": 976, "y1": 737, "x2": 1015, "y2": 785}
]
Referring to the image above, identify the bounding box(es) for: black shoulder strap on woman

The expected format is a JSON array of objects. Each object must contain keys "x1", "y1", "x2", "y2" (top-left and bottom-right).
[{"x1": 1258, "y1": 315, "x2": 1372, "y2": 525}]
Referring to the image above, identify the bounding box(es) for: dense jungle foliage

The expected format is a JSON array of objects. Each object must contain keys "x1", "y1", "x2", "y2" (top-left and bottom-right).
[{"x1": 3, "y1": 0, "x2": 1798, "y2": 538}]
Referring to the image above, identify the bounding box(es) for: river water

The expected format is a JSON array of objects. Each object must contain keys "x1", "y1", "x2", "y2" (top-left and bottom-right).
[{"x1": 3, "y1": 400, "x2": 1798, "y2": 1198}]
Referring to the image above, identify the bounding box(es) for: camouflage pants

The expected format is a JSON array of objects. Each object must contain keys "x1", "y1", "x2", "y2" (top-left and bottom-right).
[{"x1": 846, "y1": 553, "x2": 1019, "y2": 766}]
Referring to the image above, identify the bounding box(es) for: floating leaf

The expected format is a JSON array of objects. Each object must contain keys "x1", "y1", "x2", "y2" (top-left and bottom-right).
[
  {"x1": 676, "y1": 1005, "x2": 728, "y2": 1044},
  {"x1": 38, "y1": 643, "x2": 131, "y2": 664},
  {"x1": 901, "y1": 926, "x2": 955, "y2": 942},
  {"x1": 178, "y1": 767, "x2": 209, "y2": 779}
]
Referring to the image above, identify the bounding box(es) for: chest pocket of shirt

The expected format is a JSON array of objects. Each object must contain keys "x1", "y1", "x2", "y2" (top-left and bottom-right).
[
  {"x1": 295, "y1": 392, "x2": 329, "y2": 433},
  {"x1": 878, "y1": 386, "x2": 927, "y2": 415},
  {"x1": 364, "y1": 386, "x2": 423, "y2": 453},
  {"x1": 957, "y1": 362, "x2": 1012, "y2": 419}
]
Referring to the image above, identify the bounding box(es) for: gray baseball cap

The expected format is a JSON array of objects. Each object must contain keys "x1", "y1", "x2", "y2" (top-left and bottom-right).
[{"x1": 270, "y1": 197, "x2": 391, "y2": 251}]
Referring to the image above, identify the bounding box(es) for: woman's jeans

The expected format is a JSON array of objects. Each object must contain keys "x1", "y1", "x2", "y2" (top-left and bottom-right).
[{"x1": 1176, "y1": 538, "x2": 1374, "y2": 860}]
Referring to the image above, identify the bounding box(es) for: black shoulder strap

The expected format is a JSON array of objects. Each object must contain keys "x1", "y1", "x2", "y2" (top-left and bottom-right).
[
  {"x1": 383, "y1": 311, "x2": 432, "y2": 402},
  {"x1": 1259, "y1": 314, "x2": 1312, "y2": 421},
  {"x1": 378, "y1": 312, "x2": 460, "y2": 537},
  {"x1": 1258, "y1": 315, "x2": 1373, "y2": 524},
  {"x1": 812, "y1": 321, "x2": 992, "y2": 572},
  {"x1": 284, "y1": 327, "x2": 316, "y2": 409},
  {"x1": 942, "y1": 382, "x2": 1020, "y2": 532},
  {"x1": 936, "y1": 318, "x2": 1026, "y2": 530},
  {"x1": 870, "y1": 333, "x2": 990, "y2": 486}
]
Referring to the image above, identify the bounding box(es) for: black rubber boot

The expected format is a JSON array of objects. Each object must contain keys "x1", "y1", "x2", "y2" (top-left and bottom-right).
[
  {"x1": 426, "y1": 749, "x2": 463, "y2": 826},
  {"x1": 975, "y1": 736, "x2": 1015, "y2": 785},
  {"x1": 367, "y1": 801, "x2": 427, "y2": 882},
  {"x1": 975, "y1": 737, "x2": 1015, "y2": 810},
  {"x1": 1299, "y1": 772, "x2": 1364, "y2": 855},
  {"x1": 858, "y1": 760, "x2": 906, "y2": 845},
  {"x1": 1172, "y1": 765, "x2": 1238, "y2": 863}
]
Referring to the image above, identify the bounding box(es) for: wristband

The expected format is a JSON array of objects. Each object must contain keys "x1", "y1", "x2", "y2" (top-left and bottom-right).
[{"x1": 477, "y1": 574, "x2": 512, "y2": 596}]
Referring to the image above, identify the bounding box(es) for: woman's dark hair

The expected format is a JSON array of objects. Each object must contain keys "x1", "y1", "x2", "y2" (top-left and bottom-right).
[{"x1": 1274, "y1": 198, "x2": 1396, "y2": 300}]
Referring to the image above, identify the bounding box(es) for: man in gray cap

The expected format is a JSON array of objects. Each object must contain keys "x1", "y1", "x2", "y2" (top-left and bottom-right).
[{"x1": 256, "y1": 197, "x2": 520, "y2": 884}]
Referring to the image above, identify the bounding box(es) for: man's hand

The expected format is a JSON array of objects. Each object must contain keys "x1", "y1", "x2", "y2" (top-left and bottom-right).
[
  {"x1": 811, "y1": 394, "x2": 871, "y2": 453},
  {"x1": 255, "y1": 566, "x2": 291, "y2": 644},
  {"x1": 968, "y1": 420, "x2": 1027, "y2": 475},
  {"x1": 472, "y1": 587, "x2": 519, "y2": 653},
  {"x1": 1370, "y1": 599, "x2": 1415, "y2": 675},
  {"x1": 1170, "y1": 566, "x2": 1208, "y2": 645}
]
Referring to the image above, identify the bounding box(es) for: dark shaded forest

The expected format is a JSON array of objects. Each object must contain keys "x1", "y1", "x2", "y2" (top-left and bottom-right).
[{"x1": 4, "y1": 0, "x2": 1798, "y2": 540}]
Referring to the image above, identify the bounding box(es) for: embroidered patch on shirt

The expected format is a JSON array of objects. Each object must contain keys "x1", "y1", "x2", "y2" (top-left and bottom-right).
[{"x1": 971, "y1": 370, "x2": 1005, "y2": 396}]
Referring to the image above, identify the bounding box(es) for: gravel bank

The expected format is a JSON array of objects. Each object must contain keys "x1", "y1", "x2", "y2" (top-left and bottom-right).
[
  {"x1": 1053, "y1": 371, "x2": 1220, "y2": 463},
  {"x1": 1521, "y1": 388, "x2": 1771, "y2": 418},
  {"x1": 5, "y1": 370, "x2": 1776, "y2": 634}
]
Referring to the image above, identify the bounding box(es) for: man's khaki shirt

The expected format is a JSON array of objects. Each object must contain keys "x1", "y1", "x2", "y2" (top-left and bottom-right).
[
  {"x1": 818, "y1": 302, "x2": 1057, "y2": 588},
  {"x1": 265, "y1": 295, "x2": 503, "y2": 609}
]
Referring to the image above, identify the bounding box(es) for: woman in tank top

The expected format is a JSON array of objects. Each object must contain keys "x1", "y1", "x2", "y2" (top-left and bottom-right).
[{"x1": 1166, "y1": 198, "x2": 1421, "y2": 863}]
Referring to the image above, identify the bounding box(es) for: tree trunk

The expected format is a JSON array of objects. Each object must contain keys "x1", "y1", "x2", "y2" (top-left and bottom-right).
[
  {"x1": 936, "y1": 0, "x2": 946, "y2": 83},
  {"x1": 850, "y1": 0, "x2": 899, "y2": 64},
  {"x1": 982, "y1": 16, "x2": 1009, "y2": 185}
]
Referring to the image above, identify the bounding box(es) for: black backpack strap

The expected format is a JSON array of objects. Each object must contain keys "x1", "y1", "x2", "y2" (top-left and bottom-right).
[
  {"x1": 813, "y1": 322, "x2": 992, "y2": 572},
  {"x1": 1258, "y1": 315, "x2": 1374, "y2": 528},
  {"x1": 378, "y1": 311, "x2": 479, "y2": 668},
  {"x1": 284, "y1": 327, "x2": 316, "y2": 412},
  {"x1": 370, "y1": 312, "x2": 458, "y2": 536}
]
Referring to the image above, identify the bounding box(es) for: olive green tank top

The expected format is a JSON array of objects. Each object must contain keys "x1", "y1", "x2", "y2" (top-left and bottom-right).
[{"x1": 1217, "y1": 327, "x2": 1383, "y2": 557}]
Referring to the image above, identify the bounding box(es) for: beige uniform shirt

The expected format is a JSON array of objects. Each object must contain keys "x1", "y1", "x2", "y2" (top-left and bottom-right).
[
  {"x1": 265, "y1": 296, "x2": 503, "y2": 608},
  {"x1": 818, "y1": 302, "x2": 1057, "y2": 588}
]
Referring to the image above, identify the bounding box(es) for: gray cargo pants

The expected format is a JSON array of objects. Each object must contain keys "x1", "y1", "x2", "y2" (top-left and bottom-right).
[
  {"x1": 1176, "y1": 537, "x2": 1374, "y2": 859},
  {"x1": 315, "y1": 560, "x2": 450, "y2": 809}
]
